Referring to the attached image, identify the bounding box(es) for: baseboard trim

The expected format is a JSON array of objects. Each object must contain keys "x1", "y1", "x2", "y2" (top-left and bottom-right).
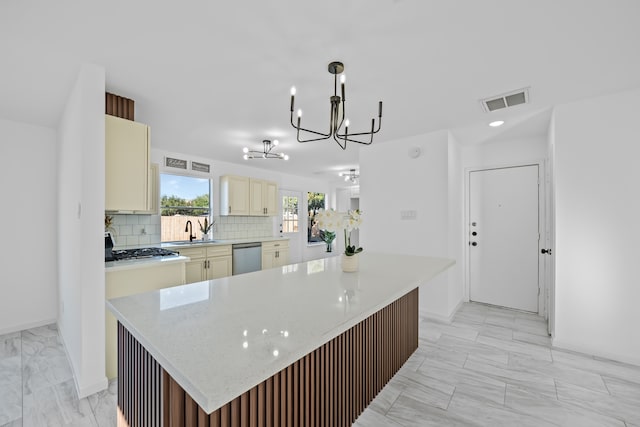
[
  {"x1": 76, "y1": 376, "x2": 109, "y2": 399},
  {"x1": 0, "y1": 317, "x2": 58, "y2": 336},
  {"x1": 420, "y1": 299, "x2": 463, "y2": 324},
  {"x1": 57, "y1": 320, "x2": 108, "y2": 399},
  {"x1": 552, "y1": 338, "x2": 640, "y2": 368}
]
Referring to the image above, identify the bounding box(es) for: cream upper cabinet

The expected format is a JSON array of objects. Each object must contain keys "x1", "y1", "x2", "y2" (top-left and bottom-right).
[
  {"x1": 264, "y1": 180, "x2": 278, "y2": 216},
  {"x1": 222, "y1": 175, "x2": 278, "y2": 216},
  {"x1": 105, "y1": 115, "x2": 150, "y2": 212},
  {"x1": 249, "y1": 178, "x2": 266, "y2": 216},
  {"x1": 220, "y1": 175, "x2": 250, "y2": 216},
  {"x1": 133, "y1": 163, "x2": 159, "y2": 215}
]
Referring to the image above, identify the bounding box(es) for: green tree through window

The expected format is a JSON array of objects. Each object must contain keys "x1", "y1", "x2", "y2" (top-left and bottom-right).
[
  {"x1": 307, "y1": 192, "x2": 325, "y2": 243},
  {"x1": 160, "y1": 174, "x2": 211, "y2": 242}
]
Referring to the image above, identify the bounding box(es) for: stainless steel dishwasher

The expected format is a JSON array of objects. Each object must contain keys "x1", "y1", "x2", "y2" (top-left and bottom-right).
[{"x1": 232, "y1": 242, "x2": 262, "y2": 275}]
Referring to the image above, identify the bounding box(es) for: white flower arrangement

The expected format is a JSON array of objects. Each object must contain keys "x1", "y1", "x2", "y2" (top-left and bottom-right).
[{"x1": 315, "y1": 209, "x2": 363, "y2": 256}]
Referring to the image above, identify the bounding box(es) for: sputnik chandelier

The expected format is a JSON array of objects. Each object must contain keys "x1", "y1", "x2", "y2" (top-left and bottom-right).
[
  {"x1": 340, "y1": 169, "x2": 359, "y2": 183},
  {"x1": 289, "y1": 61, "x2": 383, "y2": 150},
  {"x1": 242, "y1": 140, "x2": 289, "y2": 160}
]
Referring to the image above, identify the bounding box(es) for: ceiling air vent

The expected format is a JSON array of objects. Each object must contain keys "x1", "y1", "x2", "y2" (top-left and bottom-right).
[
  {"x1": 480, "y1": 87, "x2": 530, "y2": 113},
  {"x1": 165, "y1": 157, "x2": 187, "y2": 169}
]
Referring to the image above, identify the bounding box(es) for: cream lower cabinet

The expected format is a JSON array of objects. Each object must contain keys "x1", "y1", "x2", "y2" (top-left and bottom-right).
[
  {"x1": 180, "y1": 245, "x2": 232, "y2": 284},
  {"x1": 262, "y1": 240, "x2": 290, "y2": 270},
  {"x1": 105, "y1": 261, "x2": 186, "y2": 379}
]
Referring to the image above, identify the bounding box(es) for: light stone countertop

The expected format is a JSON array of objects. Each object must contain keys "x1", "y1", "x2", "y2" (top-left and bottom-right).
[
  {"x1": 105, "y1": 237, "x2": 289, "y2": 272},
  {"x1": 106, "y1": 252, "x2": 454, "y2": 414},
  {"x1": 160, "y1": 236, "x2": 289, "y2": 248},
  {"x1": 105, "y1": 255, "x2": 190, "y2": 272}
]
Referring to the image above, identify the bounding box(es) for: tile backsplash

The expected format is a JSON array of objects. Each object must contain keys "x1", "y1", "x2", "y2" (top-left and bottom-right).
[
  {"x1": 108, "y1": 214, "x2": 275, "y2": 248},
  {"x1": 213, "y1": 215, "x2": 274, "y2": 240},
  {"x1": 108, "y1": 214, "x2": 161, "y2": 248}
]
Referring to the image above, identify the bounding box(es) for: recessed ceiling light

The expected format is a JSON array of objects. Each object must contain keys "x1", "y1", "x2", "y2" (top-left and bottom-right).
[{"x1": 489, "y1": 120, "x2": 505, "y2": 127}]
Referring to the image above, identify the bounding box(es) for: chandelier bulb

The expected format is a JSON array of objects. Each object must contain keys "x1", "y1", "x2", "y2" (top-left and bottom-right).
[
  {"x1": 242, "y1": 147, "x2": 249, "y2": 153},
  {"x1": 290, "y1": 86, "x2": 296, "y2": 96},
  {"x1": 297, "y1": 109, "x2": 302, "y2": 117},
  {"x1": 273, "y1": 139, "x2": 279, "y2": 146},
  {"x1": 284, "y1": 154, "x2": 289, "y2": 161},
  {"x1": 243, "y1": 154, "x2": 248, "y2": 160},
  {"x1": 345, "y1": 119, "x2": 350, "y2": 128},
  {"x1": 340, "y1": 75, "x2": 346, "y2": 84}
]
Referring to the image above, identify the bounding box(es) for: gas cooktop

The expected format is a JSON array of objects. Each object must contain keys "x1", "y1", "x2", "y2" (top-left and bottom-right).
[{"x1": 108, "y1": 247, "x2": 179, "y2": 262}]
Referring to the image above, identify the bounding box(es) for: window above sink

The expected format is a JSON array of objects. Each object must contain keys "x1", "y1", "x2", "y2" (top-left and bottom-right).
[{"x1": 160, "y1": 173, "x2": 212, "y2": 242}]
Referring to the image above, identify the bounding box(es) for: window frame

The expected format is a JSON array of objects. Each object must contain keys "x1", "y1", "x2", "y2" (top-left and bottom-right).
[
  {"x1": 159, "y1": 172, "x2": 213, "y2": 242},
  {"x1": 307, "y1": 191, "x2": 326, "y2": 245}
]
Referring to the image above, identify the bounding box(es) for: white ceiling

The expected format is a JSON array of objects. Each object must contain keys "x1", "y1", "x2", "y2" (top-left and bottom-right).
[{"x1": 2, "y1": 1, "x2": 640, "y2": 182}]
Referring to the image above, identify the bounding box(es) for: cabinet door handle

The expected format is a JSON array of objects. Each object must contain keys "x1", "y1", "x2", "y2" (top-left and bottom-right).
[{"x1": 228, "y1": 206, "x2": 231, "y2": 214}]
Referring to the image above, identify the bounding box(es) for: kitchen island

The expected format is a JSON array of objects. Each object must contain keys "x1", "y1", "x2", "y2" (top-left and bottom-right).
[{"x1": 107, "y1": 253, "x2": 454, "y2": 426}]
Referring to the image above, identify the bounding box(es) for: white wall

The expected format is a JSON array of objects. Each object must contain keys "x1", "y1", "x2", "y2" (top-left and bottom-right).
[
  {"x1": 462, "y1": 135, "x2": 547, "y2": 169},
  {"x1": 57, "y1": 64, "x2": 107, "y2": 397},
  {"x1": 552, "y1": 88, "x2": 640, "y2": 365},
  {"x1": 447, "y1": 134, "x2": 464, "y2": 315},
  {"x1": 359, "y1": 130, "x2": 463, "y2": 319},
  {"x1": 0, "y1": 119, "x2": 58, "y2": 334},
  {"x1": 151, "y1": 149, "x2": 331, "y2": 262}
]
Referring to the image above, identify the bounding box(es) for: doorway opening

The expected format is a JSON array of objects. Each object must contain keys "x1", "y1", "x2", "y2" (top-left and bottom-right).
[{"x1": 465, "y1": 163, "x2": 549, "y2": 319}]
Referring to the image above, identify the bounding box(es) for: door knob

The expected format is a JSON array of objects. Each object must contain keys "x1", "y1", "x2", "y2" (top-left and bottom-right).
[
  {"x1": 472, "y1": 231, "x2": 477, "y2": 236},
  {"x1": 541, "y1": 248, "x2": 552, "y2": 255}
]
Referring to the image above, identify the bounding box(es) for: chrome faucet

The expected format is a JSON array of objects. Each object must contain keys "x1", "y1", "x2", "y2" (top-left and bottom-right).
[{"x1": 185, "y1": 220, "x2": 195, "y2": 242}]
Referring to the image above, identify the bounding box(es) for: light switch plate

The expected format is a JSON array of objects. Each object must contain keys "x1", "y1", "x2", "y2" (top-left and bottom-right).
[{"x1": 400, "y1": 210, "x2": 417, "y2": 220}]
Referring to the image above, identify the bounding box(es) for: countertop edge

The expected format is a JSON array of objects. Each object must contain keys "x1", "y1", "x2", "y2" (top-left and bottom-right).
[{"x1": 105, "y1": 255, "x2": 190, "y2": 272}]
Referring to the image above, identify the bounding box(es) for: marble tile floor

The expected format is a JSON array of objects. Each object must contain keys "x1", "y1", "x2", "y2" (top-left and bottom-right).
[
  {"x1": 355, "y1": 302, "x2": 640, "y2": 427},
  {"x1": 2, "y1": 302, "x2": 640, "y2": 426},
  {"x1": 0, "y1": 325, "x2": 116, "y2": 427}
]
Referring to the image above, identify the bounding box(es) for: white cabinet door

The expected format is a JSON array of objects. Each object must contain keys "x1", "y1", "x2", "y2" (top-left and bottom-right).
[
  {"x1": 207, "y1": 256, "x2": 232, "y2": 279},
  {"x1": 185, "y1": 259, "x2": 206, "y2": 284},
  {"x1": 264, "y1": 181, "x2": 278, "y2": 216},
  {"x1": 105, "y1": 115, "x2": 150, "y2": 211},
  {"x1": 221, "y1": 175, "x2": 250, "y2": 215},
  {"x1": 249, "y1": 178, "x2": 266, "y2": 216}
]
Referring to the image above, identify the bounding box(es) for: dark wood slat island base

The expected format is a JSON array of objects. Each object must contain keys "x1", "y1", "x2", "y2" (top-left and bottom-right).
[{"x1": 117, "y1": 288, "x2": 418, "y2": 427}]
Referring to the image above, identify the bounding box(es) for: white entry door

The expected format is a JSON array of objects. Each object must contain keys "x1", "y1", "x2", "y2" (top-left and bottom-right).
[
  {"x1": 469, "y1": 165, "x2": 540, "y2": 313},
  {"x1": 281, "y1": 190, "x2": 302, "y2": 264}
]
